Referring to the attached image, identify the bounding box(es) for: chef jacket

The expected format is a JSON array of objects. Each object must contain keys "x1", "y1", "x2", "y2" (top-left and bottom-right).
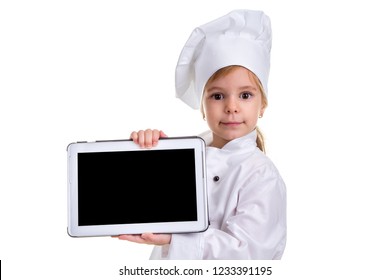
[{"x1": 149, "y1": 130, "x2": 286, "y2": 259}]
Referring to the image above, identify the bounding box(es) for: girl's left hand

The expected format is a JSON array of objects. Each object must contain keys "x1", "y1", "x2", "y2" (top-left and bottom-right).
[{"x1": 113, "y1": 233, "x2": 171, "y2": 245}]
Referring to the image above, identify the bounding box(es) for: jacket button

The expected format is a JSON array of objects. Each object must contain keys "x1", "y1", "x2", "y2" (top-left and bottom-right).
[{"x1": 213, "y1": 176, "x2": 220, "y2": 182}]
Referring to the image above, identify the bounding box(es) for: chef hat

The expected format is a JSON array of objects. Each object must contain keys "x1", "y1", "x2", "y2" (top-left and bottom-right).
[{"x1": 175, "y1": 9, "x2": 272, "y2": 109}]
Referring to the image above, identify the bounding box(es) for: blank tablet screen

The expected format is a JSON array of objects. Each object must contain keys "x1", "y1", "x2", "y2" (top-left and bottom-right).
[{"x1": 77, "y1": 149, "x2": 198, "y2": 226}]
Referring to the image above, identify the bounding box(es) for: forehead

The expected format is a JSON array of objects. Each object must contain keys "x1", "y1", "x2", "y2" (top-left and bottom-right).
[{"x1": 205, "y1": 66, "x2": 259, "y2": 89}]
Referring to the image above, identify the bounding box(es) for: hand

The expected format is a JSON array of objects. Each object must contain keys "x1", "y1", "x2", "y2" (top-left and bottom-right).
[
  {"x1": 130, "y1": 129, "x2": 168, "y2": 148},
  {"x1": 113, "y1": 233, "x2": 171, "y2": 245}
]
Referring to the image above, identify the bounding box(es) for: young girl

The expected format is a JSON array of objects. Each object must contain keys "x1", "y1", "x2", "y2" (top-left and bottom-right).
[{"x1": 115, "y1": 9, "x2": 286, "y2": 260}]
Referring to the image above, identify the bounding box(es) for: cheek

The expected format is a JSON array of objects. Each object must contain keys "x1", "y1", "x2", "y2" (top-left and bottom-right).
[
  {"x1": 203, "y1": 101, "x2": 217, "y2": 116},
  {"x1": 249, "y1": 102, "x2": 262, "y2": 114},
  {"x1": 204, "y1": 108, "x2": 217, "y2": 120},
  {"x1": 255, "y1": 100, "x2": 265, "y2": 114}
]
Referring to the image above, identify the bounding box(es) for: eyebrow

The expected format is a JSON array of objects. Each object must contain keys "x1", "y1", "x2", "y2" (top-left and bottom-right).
[{"x1": 206, "y1": 85, "x2": 258, "y2": 92}]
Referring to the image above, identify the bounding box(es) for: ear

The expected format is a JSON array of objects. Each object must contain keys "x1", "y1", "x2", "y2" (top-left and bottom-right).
[
  {"x1": 259, "y1": 107, "x2": 266, "y2": 118},
  {"x1": 200, "y1": 104, "x2": 206, "y2": 120}
]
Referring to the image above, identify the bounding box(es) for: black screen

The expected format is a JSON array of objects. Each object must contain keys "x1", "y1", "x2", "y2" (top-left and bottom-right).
[{"x1": 77, "y1": 149, "x2": 198, "y2": 226}]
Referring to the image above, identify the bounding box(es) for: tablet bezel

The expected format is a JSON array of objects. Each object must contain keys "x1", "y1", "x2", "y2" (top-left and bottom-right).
[{"x1": 67, "y1": 136, "x2": 208, "y2": 237}]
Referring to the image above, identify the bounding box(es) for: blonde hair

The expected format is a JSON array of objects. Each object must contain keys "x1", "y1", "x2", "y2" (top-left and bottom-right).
[{"x1": 202, "y1": 65, "x2": 268, "y2": 153}]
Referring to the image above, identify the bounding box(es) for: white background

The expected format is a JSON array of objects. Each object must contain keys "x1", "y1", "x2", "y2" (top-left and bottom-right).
[{"x1": 1, "y1": 0, "x2": 389, "y2": 279}]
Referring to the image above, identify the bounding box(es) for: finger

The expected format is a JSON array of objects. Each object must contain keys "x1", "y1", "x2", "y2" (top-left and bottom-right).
[
  {"x1": 130, "y1": 129, "x2": 165, "y2": 148},
  {"x1": 137, "y1": 130, "x2": 146, "y2": 148},
  {"x1": 143, "y1": 129, "x2": 155, "y2": 148},
  {"x1": 130, "y1": 131, "x2": 139, "y2": 144},
  {"x1": 152, "y1": 129, "x2": 161, "y2": 147},
  {"x1": 159, "y1": 130, "x2": 168, "y2": 138}
]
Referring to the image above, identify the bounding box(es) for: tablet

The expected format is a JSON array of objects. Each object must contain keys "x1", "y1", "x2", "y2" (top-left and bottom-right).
[{"x1": 67, "y1": 136, "x2": 209, "y2": 237}]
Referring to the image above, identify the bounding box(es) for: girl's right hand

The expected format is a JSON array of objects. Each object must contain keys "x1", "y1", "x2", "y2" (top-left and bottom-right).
[{"x1": 130, "y1": 129, "x2": 167, "y2": 148}]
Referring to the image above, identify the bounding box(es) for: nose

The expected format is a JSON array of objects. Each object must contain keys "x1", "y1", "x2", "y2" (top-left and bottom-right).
[{"x1": 225, "y1": 97, "x2": 239, "y2": 113}]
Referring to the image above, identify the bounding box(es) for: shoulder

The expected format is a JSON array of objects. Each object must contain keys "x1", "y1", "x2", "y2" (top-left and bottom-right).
[
  {"x1": 248, "y1": 148, "x2": 277, "y2": 172},
  {"x1": 243, "y1": 149, "x2": 285, "y2": 189}
]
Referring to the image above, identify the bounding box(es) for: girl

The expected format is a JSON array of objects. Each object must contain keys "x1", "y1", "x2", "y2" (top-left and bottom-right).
[{"x1": 115, "y1": 9, "x2": 287, "y2": 260}]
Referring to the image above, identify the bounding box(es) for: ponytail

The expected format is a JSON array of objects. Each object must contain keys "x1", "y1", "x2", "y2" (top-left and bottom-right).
[{"x1": 255, "y1": 126, "x2": 266, "y2": 154}]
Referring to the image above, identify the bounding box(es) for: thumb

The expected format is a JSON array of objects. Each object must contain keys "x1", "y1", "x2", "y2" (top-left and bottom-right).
[{"x1": 159, "y1": 130, "x2": 168, "y2": 138}]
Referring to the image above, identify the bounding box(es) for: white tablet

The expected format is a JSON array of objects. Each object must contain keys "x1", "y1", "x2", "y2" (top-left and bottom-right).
[{"x1": 67, "y1": 136, "x2": 209, "y2": 237}]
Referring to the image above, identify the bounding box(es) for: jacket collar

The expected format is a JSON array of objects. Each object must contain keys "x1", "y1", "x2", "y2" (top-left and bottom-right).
[{"x1": 199, "y1": 129, "x2": 257, "y2": 151}]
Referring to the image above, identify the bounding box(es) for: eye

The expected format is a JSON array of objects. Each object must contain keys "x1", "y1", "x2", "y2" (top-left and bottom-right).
[
  {"x1": 211, "y1": 93, "x2": 223, "y2": 100},
  {"x1": 240, "y1": 92, "x2": 253, "y2": 99}
]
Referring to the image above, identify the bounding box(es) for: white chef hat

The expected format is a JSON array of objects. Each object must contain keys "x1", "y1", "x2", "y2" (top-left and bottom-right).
[{"x1": 175, "y1": 9, "x2": 272, "y2": 109}]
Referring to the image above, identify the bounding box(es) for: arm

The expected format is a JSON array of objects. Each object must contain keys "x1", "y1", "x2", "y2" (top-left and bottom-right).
[{"x1": 166, "y1": 163, "x2": 287, "y2": 259}]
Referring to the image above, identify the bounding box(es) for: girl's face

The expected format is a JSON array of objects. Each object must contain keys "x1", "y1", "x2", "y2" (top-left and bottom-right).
[{"x1": 202, "y1": 67, "x2": 265, "y2": 148}]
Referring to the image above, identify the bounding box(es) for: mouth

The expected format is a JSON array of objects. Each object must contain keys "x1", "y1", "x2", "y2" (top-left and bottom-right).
[{"x1": 220, "y1": 121, "x2": 243, "y2": 126}]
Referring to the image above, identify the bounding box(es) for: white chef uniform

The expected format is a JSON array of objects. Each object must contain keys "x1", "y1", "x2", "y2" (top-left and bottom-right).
[{"x1": 149, "y1": 129, "x2": 287, "y2": 259}]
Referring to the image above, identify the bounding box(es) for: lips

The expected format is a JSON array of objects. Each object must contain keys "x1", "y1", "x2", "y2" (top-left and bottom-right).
[{"x1": 220, "y1": 121, "x2": 243, "y2": 126}]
